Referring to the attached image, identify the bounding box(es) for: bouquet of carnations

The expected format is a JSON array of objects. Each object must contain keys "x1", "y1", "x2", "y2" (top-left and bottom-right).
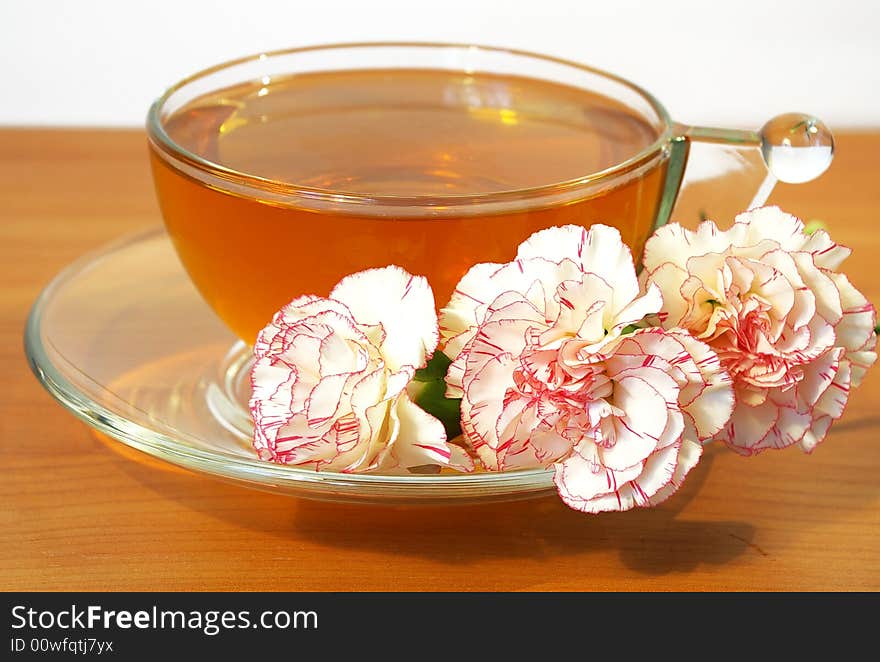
[{"x1": 248, "y1": 207, "x2": 876, "y2": 513}]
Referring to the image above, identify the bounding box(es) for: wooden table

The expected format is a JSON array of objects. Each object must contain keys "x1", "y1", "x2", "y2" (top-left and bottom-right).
[{"x1": 2, "y1": 129, "x2": 878, "y2": 591}]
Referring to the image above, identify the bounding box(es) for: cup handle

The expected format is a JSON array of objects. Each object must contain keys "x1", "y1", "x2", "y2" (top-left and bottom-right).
[{"x1": 655, "y1": 113, "x2": 835, "y2": 231}]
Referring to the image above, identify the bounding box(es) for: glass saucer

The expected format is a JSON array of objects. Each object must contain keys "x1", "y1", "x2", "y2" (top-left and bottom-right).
[{"x1": 24, "y1": 228, "x2": 555, "y2": 504}]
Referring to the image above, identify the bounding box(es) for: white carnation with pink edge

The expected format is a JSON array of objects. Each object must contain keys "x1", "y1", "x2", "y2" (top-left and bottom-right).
[
  {"x1": 439, "y1": 225, "x2": 734, "y2": 513},
  {"x1": 249, "y1": 266, "x2": 473, "y2": 474},
  {"x1": 641, "y1": 206, "x2": 877, "y2": 454}
]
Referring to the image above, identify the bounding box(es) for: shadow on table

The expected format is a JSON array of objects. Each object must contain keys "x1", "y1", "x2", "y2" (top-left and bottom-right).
[
  {"x1": 286, "y1": 444, "x2": 756, "y2": 576},
  {"x1": 97, "y1": 426, "x2": 760, "y2": 577}
]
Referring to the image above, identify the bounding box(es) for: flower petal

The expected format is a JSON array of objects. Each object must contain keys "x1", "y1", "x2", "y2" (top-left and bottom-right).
[
  {"x1": 555, "y1": 441, "x2": 691, "y2": 513},
  {"x1": 674, "y1": 333, "x2": 735, "y2": 439},
  {"x1": 643, "y1": 220, "x2": 737, "y2": 273},
  {"x1": 831, "y1": 272, "x2": 877, "y2": 352},
  {"x1": 462, "y1": 351, "x2": 519, "y2": 455},
  {"x1": 439, "y1": 262, "x2": 504, "y2": 346},
  {"x1": 640, "y1": 262, "x2": 690, "y2": 327},
  {"x1": 800, "y1": 229, "x2": 851, "y2": 270},
  {"x1": 518, "y1": 225, "x2": 641, "y2": 312},
  {"x1": 439, "y1": 257, "x2": 582, "y2": 358},
  {"x1": 331, "y1": 266, "x2": 439, "y2": 370},
  {"x1": 553, "y1": 442, "x2": 644, "y2": 509},
  {"x1": 305, "y1": 372, "x2": 349, "y2": 425},
  {"x1": 599, "y1": 375, "x2": 670, "y2": 471},
  {"x1": 645, "y1": 440, "x2": 703, "y2": 506},
  {"x1": 375, "y1": 393, "x2": 474, "y2": 473},
  {"x1": 610, "y1": 281, "x2": 664, "y2": 331},
  {"x1": 722, "y1": 398, "x2": 780, "y2": 454},
  {"x1": 733, "y1": 206, "x2": 805, "y2": 247}
]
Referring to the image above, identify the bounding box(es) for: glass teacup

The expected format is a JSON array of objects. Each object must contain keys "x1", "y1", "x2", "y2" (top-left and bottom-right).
[{"x1": 147, "y1": 42, "x2": 833, "y2": 343}]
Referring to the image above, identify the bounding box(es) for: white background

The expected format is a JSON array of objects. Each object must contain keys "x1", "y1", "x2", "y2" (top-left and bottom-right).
[{"x1": 1, "y1": 0, "x2": 877, "y2": 128}]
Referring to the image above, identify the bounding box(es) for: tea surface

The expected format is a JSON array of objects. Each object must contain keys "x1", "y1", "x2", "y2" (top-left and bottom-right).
[
  {"x1": 153, "y1": 68, "x2": 667, "y2": 341},
  {"x1": 166, "y1": 68, "x2": 657, "y2": 195}
]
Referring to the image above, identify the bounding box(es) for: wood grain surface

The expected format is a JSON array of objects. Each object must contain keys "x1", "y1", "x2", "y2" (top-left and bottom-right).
[{"x1": 2, "y1": 129, "x2": 878, "y2": 591}]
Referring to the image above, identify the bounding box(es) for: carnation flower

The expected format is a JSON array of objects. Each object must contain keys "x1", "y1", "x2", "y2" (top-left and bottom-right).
[
  {"x1": 250, "y1": 267, "x2": 473, "y2": 473},
  {"x1": 439, "y1": 225, "x2": 733, "y2": 512},
  {"x1": 642, "y1": 206, "x2": 877, "y2": 454}
]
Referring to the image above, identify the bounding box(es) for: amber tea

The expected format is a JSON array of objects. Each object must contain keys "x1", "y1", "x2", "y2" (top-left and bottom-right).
[{"x1": 150, "y1": 66, "x2": 667, "y2": 341}]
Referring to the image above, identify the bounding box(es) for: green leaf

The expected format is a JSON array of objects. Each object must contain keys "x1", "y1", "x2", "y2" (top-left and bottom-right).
[
  {"x1": 413, "y1": 351, "x2": 452, "y2": 382},
  {"x1": 803, "y1": 219, "x2": 827, "y2": 235},
  {"x1": 411, "y1": 352, "x2": 462, "y2": 439}
]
